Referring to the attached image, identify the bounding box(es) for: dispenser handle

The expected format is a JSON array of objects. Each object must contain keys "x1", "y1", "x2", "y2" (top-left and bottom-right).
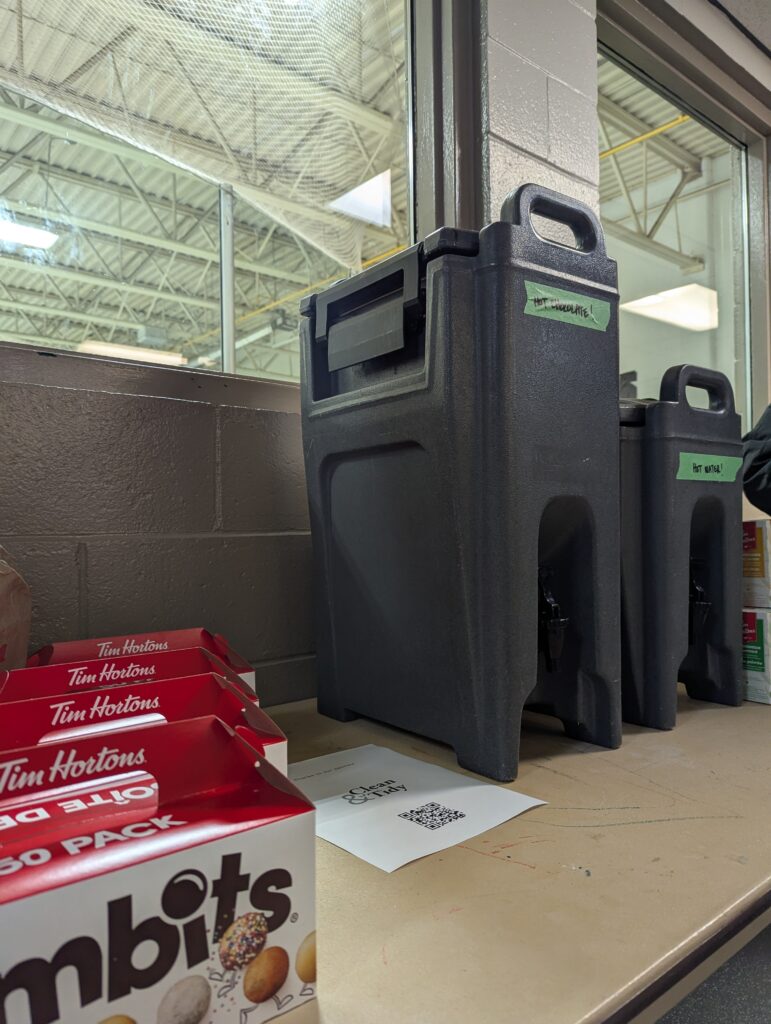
[
  {"x1": 659, "y1": 364, "x2": 735, "y2": 415},
  {"x1": 500, "y1": 182, "x2": 607, "y2": 258}
]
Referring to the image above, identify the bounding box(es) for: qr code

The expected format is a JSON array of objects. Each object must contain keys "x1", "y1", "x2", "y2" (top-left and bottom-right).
[{"x1": 398, "y1": 801, "x2": 466, "y2": 830}]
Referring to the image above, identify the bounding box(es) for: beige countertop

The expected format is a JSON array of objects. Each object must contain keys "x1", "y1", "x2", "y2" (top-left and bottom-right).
[{"x1": 271, "y1": 694, "x2": 771, "y2": 1024}]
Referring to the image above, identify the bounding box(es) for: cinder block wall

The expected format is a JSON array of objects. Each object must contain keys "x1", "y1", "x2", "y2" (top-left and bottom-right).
[
  {"x1": 0, "y1": 344, "x2": 314, "y2": 705},
  {"x1": 482, "y1": 0, "x2": 600, "y2": 220}
]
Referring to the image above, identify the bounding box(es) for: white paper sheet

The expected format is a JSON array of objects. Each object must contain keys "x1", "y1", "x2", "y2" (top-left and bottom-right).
[{"x1": 288, "y1": 744, "x2": 545, "y2": 872}]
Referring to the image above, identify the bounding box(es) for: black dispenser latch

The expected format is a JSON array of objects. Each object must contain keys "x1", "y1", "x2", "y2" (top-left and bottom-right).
[
  {"x1": 539, "y1": 568, "x2": 569, "y2": 672},
  {"x1": 689, "y1": 559, "x2": 711, "y2": 645}
]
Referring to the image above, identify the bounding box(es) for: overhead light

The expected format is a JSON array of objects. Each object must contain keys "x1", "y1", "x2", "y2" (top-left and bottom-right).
[
  {"x1": 621, "y1": 284, "x2": 718, "y2": 332},
  {"x1": 76, "y1": 340, "x2": 187, "y2": 366},
  {"x1": 0, "y1": 218, "x2": 58, "y2": 250},
  {"x1": 329, "y1": 169, "x2": 391, "y2": 228}
]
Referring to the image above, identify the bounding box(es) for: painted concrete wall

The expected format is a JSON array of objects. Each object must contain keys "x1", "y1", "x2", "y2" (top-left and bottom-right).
[
  {"x1": 0, "y1": 344, "x2": 314, "y2": 706},
  {"x1": 483, "y1": 0, "x2": 600, "y2": 224}
]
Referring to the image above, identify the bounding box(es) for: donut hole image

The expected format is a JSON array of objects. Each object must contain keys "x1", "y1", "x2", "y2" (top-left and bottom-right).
[
  {"x1": 219, "y1": 911, "x2": 269, "y2": 970},
  {"x1": 296, "y1": 931, "x2": 317, "y2": 984},
  {"x1": 243, "y1": 946, "x2": 290, "y2": 1004},
  {"x1": 156, "y1": 975, "x2": 212, "y2": 1024}
]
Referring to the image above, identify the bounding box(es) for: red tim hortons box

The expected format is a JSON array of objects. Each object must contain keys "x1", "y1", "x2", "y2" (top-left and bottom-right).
[
  {"x1": 0, "y1": 672, "x2": 287, "y2": 775},
  {"x1": 3, "y1": 646, "x2": 255, "y2": 703},
  {"x1": 0, "y1": 717, "x2": 316, "y2": 1024},
  {"x1": 27, "y1": 629, "x2": 255, "y2": 689}
]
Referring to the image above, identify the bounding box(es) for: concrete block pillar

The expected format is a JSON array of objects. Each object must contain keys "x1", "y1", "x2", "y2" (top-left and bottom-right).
[{"x1": 481, "y1": 0, "x2": 601, "y2": 223}]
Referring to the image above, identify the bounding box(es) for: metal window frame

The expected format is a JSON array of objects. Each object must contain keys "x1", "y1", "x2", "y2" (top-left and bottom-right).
[
  {"x1": 597, "y1": 0, "x2": 771, "y2": 425},
  {"x1": 219, "y1": 185, "x2": 236, "y2": 374},
  {"x1": 410, "y1": 0, "x2": 484, "y2": 238}
]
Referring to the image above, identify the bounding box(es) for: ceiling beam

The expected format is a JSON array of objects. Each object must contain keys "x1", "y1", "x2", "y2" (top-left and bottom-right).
[
  {"x1": 0, "y1": 295, "x2": 141, "y2": 331},
  {"x1": 128, "y1": 0, "x2": 394, "y2": 136},
  {"x1": 600, "y1": 113, "x2": 691, "y2": 160},
  {"x1": 0, "y1": 144, "x2": 229, "y2": 232},
  {"x1": 0, "y1": 104, "x2": 396, "y2": 253},
  {"x1": 647, "y1": 169, "x2": 698, "y2": 240},
  {"x1": 607, "y1": 177, "x2": 731, "y2": 229},
  {"x1": 603, "y1": 218, "x2": 705, "y2": 272},
  {"x1": 0, "y1": 103, "x2": 176, "y2": 169},
  {"x1": 599, "y1": 120, "x2": 643, "y2": 233},
  {"x1": 0, "y1": 252, "x2": 220, "y2": 310},
  {"x1": 0, "y1": 197, "x2": 310, "y2": 284},
  {"x1": 0, "y1": 145, "x2": 319, "y2": 274},
  {"x1": 597, "y1": 95, "x2": 702, "y2": 174},
  {"x1": 0, "y1": 277, "x2": 227, "y2": 334},
  {"x1": 2, "y1": 10, "x2": 393, "y2": 146}
]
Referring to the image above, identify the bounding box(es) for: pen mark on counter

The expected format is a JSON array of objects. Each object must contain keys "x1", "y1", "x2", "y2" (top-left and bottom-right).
[
  {"x1": 458, "y1": 844, "x2": 536, "y2": 869},
  {"x1": 549, "y1": 805, "x2": 641, "y2": 811},
  {"x1": 529, "y1": 813, "x2": 742, "y2": 828},
  {"x1": 603, "y1": 759, "x2": 702, "y2": 805},
  {"x1": 531, "y1": 763, "x2": 584, "y2": 783}
]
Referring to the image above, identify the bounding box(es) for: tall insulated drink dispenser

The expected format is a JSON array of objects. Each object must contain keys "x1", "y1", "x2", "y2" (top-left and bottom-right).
[
  {"x1": 620, "y1": 365, "x2": 743, "y2": 729},
  {"x1": 300, "y1": 184, "x2": 621, "y2": 781}
]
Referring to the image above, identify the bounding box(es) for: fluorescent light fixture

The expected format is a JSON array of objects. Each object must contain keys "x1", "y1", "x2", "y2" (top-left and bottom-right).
[
  {"x1": 0, "y1": 218, "x2": 58, "y2": 250},
  {"x1": 329, "y1": 169, "x2": 391, "y2": 228},
  {"x1": 76, "y1": 340, "x2": 187, "y2": 366},
  {"x1": 621, "y1": 284, "x2": 718, "y2": 332}
]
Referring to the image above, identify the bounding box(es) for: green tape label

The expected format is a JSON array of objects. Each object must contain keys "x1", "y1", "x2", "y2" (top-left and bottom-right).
[
  {"x1": 676, "y1": 452, "x2": 742, "y2": 482},
  {"x1": 524, "y1": 280, "x2": 610, "y2": 332},
  {"x1": 743, "y1": 612, "x2": 765, "y2": 672}
]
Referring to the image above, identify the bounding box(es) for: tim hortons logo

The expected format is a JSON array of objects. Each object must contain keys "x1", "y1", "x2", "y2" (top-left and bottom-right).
[
  {"x1": 49, "y1": 693, "x2": 162, "y2": 728},
  {"x1": 0, "y1": 853, "x2": 293, "y2": 1024},
  {"x1": 96, "y1": 639, "x2": 170, "y2": 657},
  {"x1": 0, "y1": 747, "x2": 147, "y2": 796},
  {"x1": 67, "y1": 661, "x2": 158, "y2": 688}
]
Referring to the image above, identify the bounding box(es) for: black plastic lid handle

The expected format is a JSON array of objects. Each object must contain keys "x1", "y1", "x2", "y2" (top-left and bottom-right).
[
  {"x1": 500, "y1": 183, "x2": 607, "y2": 258},
  {"x1": 659, "y1": 364, "x2": 735, "y2": 415}
]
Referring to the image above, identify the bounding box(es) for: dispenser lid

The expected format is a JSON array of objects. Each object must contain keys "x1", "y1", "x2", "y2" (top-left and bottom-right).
[{"x1": 619, "y1": 400, "x2": 650, "y2": 425}]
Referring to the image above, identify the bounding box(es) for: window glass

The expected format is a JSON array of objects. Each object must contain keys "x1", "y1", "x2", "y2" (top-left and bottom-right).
[
  {"x1": 598, "y1": 53, "x2": 749, "y2": 420},
  {"x1": 0, "y1": 97, "x2": 222, "y2": 369},
  {"x1": 0, "y1": 0, "x2": 410, "y2": 382},
  {"x1": 229, "y1": 2, "x2": 410, "y2": 382}
]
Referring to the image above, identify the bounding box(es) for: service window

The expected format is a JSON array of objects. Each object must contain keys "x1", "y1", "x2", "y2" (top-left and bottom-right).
[{"x1": 598, "y1": 52, "x2": 749, "y2": 420}]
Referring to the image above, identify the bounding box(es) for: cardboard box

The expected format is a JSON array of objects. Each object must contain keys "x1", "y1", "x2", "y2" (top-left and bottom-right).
[
  {"x1": 743, "y1": 521, "x2": 771, "y2": 608},
  {"x1": 2, "y1": 646, "x2": 255, "y2": 703},
  {"x1": 742, "y1": 607, "x2": 771, "y2": 704},
  {"x1": 0, "y1": 717, "x2": 315, "y2": 1023},
  {"x1": 0, "y1": 671, "x2": 288, "y2": 774},
  {"x1": 27, "y1": 628, "x2": 256, "y2": 688},
  {"x1": 0, "y1": 554, "x2": 31, "y2": 671}
]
